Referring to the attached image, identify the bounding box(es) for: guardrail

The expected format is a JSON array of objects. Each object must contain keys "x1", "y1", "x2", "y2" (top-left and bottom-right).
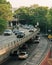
[{"x1": 0, "y1": 28, "x2": 40, "y2": 55}]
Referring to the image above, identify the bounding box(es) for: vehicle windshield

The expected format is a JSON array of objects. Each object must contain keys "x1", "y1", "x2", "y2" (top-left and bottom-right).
[
  {"x1": 18, "y1": 32, "x2": 23, "y2": 34},
  {"x1": 5, "y1": 30, "x2": 11, "y2": 32}
]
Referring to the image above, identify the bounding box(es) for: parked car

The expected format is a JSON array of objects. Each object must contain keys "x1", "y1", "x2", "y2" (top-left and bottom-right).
[
  {"x1": 4, "y1": 29, "x2": 12, "y2": 35},
  {"x1": 18, "y1": 52, "x2": 28, "y2": 59},
  {"x1": 17, "y1": 32, "x2": 25, "y2": 38}
]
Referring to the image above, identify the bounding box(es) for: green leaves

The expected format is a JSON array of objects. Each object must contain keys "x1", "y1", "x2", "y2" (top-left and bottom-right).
[
  {"x1": 14, "y1": 5, "x2": 52, "y2": 33},
  {"x1": 0, "y1": 18, "x2": 7, "y2": 34},
  {"x1": 0, "y1": 0, "x2": 6, "y2": 4},
  {"x1": 0, "y1": 0, "x2": 12, "y2": 21},
  {"x1": 0, "y1": 0, "x2": 13, "y2": 34}
]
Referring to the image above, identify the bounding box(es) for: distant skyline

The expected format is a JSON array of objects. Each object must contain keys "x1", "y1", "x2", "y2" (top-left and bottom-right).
[{"x1": 7, "y1": 0, "x2": 52, "y2": 8}]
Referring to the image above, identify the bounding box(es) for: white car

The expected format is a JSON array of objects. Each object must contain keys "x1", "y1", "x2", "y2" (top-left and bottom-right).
[
  {"x1": 34, "y1": 39, "x2": 39, "y2": 43},
  {"x1": 18, "y1": 52, "x2": 28, "y2": 59},
  {"x1": 4, "y1": 29, "x2": 12, "y2": 35},
  {"x1": 38, "y1": 37, "x2": 40, "y2": 40}
]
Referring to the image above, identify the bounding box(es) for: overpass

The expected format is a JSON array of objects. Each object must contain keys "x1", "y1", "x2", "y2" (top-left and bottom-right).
[{"x1": 0, "y1": 27, "x2": 40, "y2": 64}]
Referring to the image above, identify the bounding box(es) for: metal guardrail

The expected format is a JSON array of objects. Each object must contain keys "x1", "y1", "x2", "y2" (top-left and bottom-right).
[{"x1": 0, "y1": 28, "x2": 40, "y2": 54}]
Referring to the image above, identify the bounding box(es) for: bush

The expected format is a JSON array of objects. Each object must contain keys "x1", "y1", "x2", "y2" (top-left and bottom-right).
[{"x1": 0, "y1": 18, "x2": 7, "y2": 34}]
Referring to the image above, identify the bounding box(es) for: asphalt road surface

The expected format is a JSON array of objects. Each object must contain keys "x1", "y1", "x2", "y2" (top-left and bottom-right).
[
  {"x1": 1, "y1": 40, "x2": 38, "y2": 65},
  {"x1": 0, "y1": 27, "x2": 37, "y2": 48},
  {"x1": 1, "y1": 36, "x2": 48, "y2": 65}
]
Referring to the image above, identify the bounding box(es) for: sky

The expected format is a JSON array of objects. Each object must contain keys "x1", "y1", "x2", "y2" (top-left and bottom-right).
[{"x1": 7, "y1": 0, "x2": 52, "y2": 8}]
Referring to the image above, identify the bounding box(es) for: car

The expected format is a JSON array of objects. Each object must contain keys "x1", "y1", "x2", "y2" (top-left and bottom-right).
[
  {"x1": 18, "y1": 52, "x2": 28, "y2": 59},
  {"x1": 50, "y1": 39, "x2": 52, "y2": 41},
  {"x1": 13, "y1": 28, "x2": 17, "y2": 33},
  {"x1": 34, "y1": 39, "x2": 39, "y2": 43},
  {"x1": 17, "y1": 32, "x2": 25, "y2": 38},
  {"x1": 15, "y1": 30, "x2": 20, "y2": 35},
  {"x1": 35, "y1": 35, "x2": 40, "y2": 40},
  {"x1": 24, "y1": 25, "x2": 30, "y2": 29},
  {"x1": 15, "y1": 30, "x2": 25, "y2": 35},
  {"x1": 4, "y1": 29, "x2": 12, "y2": 35},
  {"x1": 38, "y1": 37, "x2": 40, "y2": 40},
  {"x1": 29, "y1": 28, "x2": 34, "y2": 32},
  {"x1": 19, "y1": 44, "x2": 28, "y2": 51},
  {"x1": 20, "y1": 31, "x2": 25, "y2": 34},
  {"x1": 29, "y1": 25, "x2": 34, "y2": 29},
  {"x1": 10, "y1": 51, "x2": 17, "y2": 56}
]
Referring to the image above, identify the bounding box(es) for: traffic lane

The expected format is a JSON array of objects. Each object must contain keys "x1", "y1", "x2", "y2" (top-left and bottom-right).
[
  {"x1": 0, "y1": 27, "x2": 36, "y2": 42},
  {"x1": 0, "y1": 27, "x2": 36, "y2": 46},
  {"x1": 0, "y1": 34, "x2": 16, "y2": 43},
  {"x1": 19, "y1": 27, "x2": 30, "y2": 35},
  {"x1": 1, "y1": 41, "x2": 38, "y2": 65},
  {"x1": 19, "y1": 27, "x2": 37, "y2": 35},
  {"x1": 16, "y1": 37, "x2": 48, "y2": 65},
  {"x1": 0, "y1": 28, "x2": 30, "y2": 48},
  {"x1": 0, "y1": 28, "x2": 30, "y2": 45},
  {"x1": 1, "y1": 36, "x2": 48, "y2": 65},
  {"x1": 0, "y1": 34, "x2": 16, "y2": 49}
]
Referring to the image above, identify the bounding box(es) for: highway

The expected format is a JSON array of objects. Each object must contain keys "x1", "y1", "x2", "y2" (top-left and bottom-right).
[
  {"x1": 0, "y1": 27, "x2": 37, "y2": 47},
  {"x1": 1, "y1": 36, "x2": 48, "y2": 65}
]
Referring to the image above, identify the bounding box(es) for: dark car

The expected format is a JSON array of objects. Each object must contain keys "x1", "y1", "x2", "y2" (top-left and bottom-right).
[
  {"x1": 15, "y1": 30, "x2": 20, "y2": 35},
  {"x1": 29, "y1": 28, "x2": 34, "y2": 32},
  {"x1": 17, "y1": 32, "x2": 25, "y2": 38}
]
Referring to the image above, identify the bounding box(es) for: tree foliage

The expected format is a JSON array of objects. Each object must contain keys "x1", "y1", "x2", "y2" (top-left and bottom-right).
[
  {"x1": 46, "y1": 8, "x2": 52, "y2": 32},
  {"x1": 14, "y1": 5, "x2": 52, "y2": 33},
  {"x1": 0, "y1": 18, "x2": 7, "y2": 34},
  {"x1": 0, "y1": 0, "x2": 13, "y2": 21},
  {"x1": 0, "y1": 0, "x2": 6, "y2": 3},
  {"x1": 0, "y1": 0, "x2": 13, "y2": 34}
]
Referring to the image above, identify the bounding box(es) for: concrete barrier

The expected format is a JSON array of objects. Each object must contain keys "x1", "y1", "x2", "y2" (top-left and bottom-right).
[{"x1": 0, "y1": 28, "x2": 40, "y2": 64}]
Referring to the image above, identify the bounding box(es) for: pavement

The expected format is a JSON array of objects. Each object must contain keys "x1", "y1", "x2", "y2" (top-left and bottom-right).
[
  {"x1": 0, "y1": 36, "x2": 49, "y2": 65},
  {"x1": 0, "y1": 27, "x2": 37, "y2": 55}
]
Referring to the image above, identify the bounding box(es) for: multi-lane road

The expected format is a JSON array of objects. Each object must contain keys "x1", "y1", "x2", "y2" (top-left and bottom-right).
[
  {"x1": 1, "y1": 36, "x2": 49, "y2": 65},
  {"x1": 0, "y1": 27, "x2": 37, "y2": 47}
]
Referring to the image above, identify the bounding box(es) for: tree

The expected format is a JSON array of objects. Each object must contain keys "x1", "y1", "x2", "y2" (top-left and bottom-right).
[
  {"x1": 0, "y1": 0, "x2": 13, "y2": 34},
  {"x1": 0, "y1": 0, "x2": 13, "y2": 21},
  {"x1": 0, "y1": 18, "x2": 7, "y2": 34},
  {"x1": 14, "y1": 7, "x2": 31, "y2": 24},
  {"x1": 0, "y1": 0, "x2": 6, "y2": 3},
  {"x1": 14, "y1": 5, "x2": 52, "y2": 33},
  {"x1": 32, "y1": 6, "x2": 48, "y2": 32},
  {"x1": 46, "y1": 8, "x2": 52, "y2": 33}
]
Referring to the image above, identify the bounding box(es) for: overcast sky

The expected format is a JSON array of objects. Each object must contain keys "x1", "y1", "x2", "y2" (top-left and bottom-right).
[{"x1": 7, "y1": 0, "x2": 52, "y2": 8}]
